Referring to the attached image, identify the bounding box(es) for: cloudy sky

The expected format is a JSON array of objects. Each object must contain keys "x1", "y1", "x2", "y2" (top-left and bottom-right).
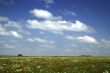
[{"x1": 0, "y1": 0, "x2": 110, "y2": 56}]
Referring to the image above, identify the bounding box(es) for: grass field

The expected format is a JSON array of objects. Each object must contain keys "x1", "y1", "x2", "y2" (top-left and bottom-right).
[{"x1": 0, "y1": 56, "x2": 110, "y2": 73}]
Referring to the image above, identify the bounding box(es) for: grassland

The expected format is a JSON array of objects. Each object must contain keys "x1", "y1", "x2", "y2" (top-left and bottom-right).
[{"x1": 0, "y1": 56, "x2": 110, "y2": 73}]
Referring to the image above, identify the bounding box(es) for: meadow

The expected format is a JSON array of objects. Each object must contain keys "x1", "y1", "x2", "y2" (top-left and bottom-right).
[{"x1": 0, "y1": 56, "x2": 110, "y2": 73}]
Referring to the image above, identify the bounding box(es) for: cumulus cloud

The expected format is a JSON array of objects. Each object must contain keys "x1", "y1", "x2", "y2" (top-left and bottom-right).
[
  {"x1": 10, "y1": 31, "x2": 23, "y2": 38},
  {"x1": 27, "y1": 20, "x2": 94, "y2": 34},
  {"x1": 0, "y1": 27, "x2": 23, "y2": 38},
  {"x1": 4, "y1": 21, "x2": 21, "y2": 29},
  {"x1": 28, "y1": 9, "x2": 95, "y2": 34},
  {"x1": 0, "y1": 16, "x2": 9, "y2": 22},
  {"x1": 27, "y1": 38, "x2": 54, "y2": 44},
  {"x1": 0, "y1": 22, "x2": 23, "y2": 38},
  {"x1": 76, "y1": 36, "x2": 98, "y2": 44},
  {"x1": 0, "y1": 16, "x2": 35, "y2": 39},
  {"x1": 66, "y1": 35, "x2": 98, "y2": 44},
  {"x1": 5, "y1": 21, "x2": 31, "y2": 35},
  {"x1": 30, "y1": 9, "x2": 62, "y2": 20},
  {"x1": 3, "y1": 21, "x2": 24, "y2": 33}
]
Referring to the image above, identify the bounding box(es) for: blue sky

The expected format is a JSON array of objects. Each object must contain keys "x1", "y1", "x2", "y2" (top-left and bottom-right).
[{"x1": 0, "y1": 0, "x2": 110, "y2": 56}]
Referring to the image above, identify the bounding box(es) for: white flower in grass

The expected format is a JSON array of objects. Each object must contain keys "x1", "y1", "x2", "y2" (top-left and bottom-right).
[
  {"x1": 37, "y1": 66, "x2": 40, "y2": 68},
  {"x1": 103, "y1": 70, "x2": 109, "y2": 73}
]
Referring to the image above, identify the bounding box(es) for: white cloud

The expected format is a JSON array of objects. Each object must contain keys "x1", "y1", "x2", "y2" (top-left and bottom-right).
[
  {"x1": 0, "y1": 18, "x2": 29, "y2": 38},
  {"x1": 76, "y1": 36, "x2": 98, "y2": 44},
  {"x1": 4, "y1": 44, "x2": 16, "y2": 49},
  {"x1": 27, "y1": 38, "x2": 54, "y2": 44},
  {"x1": 10, "y1": 31, "x2": 23, "y2": 38},
  {"x1": 39, "y1": 44, "x2": 55, "y2": 49},
  {"x1": 43, "y1": 0, "x2": 54, "y2": 4},
  {"x1": 30, "y1": 9, "x2": 62, "y2": 20},
  {"x1": 65, "y1": 35, "x2": 75, "y2": 40},
  {"x1": 50, "y1": 31, "x2": 64, "y2": 35},
  {"x1": 3, "y1": 21, "x2": 23, "y2": 33},
  {"x1": 98, "y1": 39, "x2": 110, "y2": 48},
  {"x1": 0, "y1": 25, "x2": 11, "y2": 36},
  {"x1": 65, "y1": 48, "x2": 72, "y2": 52},
  {"x1": 28, "y1": 9, "x2": 94, "y2": 34},
  {"x1": 71, "y1": 44, "x2": 78, "y2": 47},
  {"x1": 0, "y1": 26, "x2": 23, "y2": 38},
  {"x1": 43, "y1": 0, "x2": 54, "y2": 8},
  {"x1": 27, "y1": 38, "x2": 35, "y2": 42},
  {"x1": 40, "y1": 31, "x2": 45, "y2": 34},
  {"x1": 5, "y1": 21, "x2": 31, "y2": 35},
  {"x1": 0, "y1": 0, "x2": 14, "y2": 5},
  {"x1": 0, "y1": 31, "x2": 10, "y2": 36},
  {"x1": 0, "y1": 16, "x2": 9, "y2": 22},
  {"x1": 64, "y1": 9, "x2": 76, "y2": 16},
  {"x1": 30, "y1": 9, "x2": 53, "y2": 19},
  {"x1": 66, "y1": 35, "x2": 97, "y2": 44},
  {"x1": 4, "y1": 21, "x2": 21, "y2": 29},
  {"x1": 71, "y1": 20, "x2": 92, "y2": 32},
  {"x1": 27, "y1": 20, "x2": 94, "y2": 34},
  {"x1": 0, "y1": 25, "x2": 6, "y2": 31}
]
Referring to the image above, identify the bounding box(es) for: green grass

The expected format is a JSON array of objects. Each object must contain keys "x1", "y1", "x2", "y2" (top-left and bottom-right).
[{"x1": 0, "y1": 56, "x2": 110, "y2": 73}]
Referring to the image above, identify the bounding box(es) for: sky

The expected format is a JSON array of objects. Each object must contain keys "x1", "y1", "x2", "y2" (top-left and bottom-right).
[{"x1": 0, "y1": 0, "x2": 110, "y2": 56}]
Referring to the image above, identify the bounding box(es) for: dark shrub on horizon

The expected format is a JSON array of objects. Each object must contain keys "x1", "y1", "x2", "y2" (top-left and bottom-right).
[{"x1": 18, "y1": 54, "x2": 23, "y2": 56}]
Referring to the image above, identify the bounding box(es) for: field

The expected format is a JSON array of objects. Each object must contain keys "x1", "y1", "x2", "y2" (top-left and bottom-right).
[{"x1": 0, "y1": 56, "x2": 110, "y2": 73}]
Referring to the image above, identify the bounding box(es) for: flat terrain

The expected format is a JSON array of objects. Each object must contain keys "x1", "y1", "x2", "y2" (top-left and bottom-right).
[{"x1": 0, "y1": 56, "x2": 110, "y2": 73}]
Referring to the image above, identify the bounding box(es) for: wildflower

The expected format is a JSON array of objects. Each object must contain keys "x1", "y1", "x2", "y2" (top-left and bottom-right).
[
  {"x1": 37, "y1": 66, "x2": 40, "y2": 68},
  {"x1": 16, "y1": 69, "x2": 22, "y2": 72},
  {"x1": 40, "y1": 69, "x2": 44, "y2": 72},
  {"x1": 3, "y1": 64, "x2": 6, "y2": 66},
  {"x1": 103, "y1": 70, "x2": 109, "y2": 73},
  {"x1": 0, "y1": 66, "x2": 4, "y2": 69}
]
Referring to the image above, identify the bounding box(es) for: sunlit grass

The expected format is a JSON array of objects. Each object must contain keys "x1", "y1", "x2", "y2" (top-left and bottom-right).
[{"x1": 0, "y1": 56, "x2": 110, "y2": 73}]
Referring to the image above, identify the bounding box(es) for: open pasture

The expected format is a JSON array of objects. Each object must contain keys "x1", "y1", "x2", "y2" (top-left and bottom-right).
[{"x1": 0, "y1": 56, "x2": 110, "y2": 73}]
